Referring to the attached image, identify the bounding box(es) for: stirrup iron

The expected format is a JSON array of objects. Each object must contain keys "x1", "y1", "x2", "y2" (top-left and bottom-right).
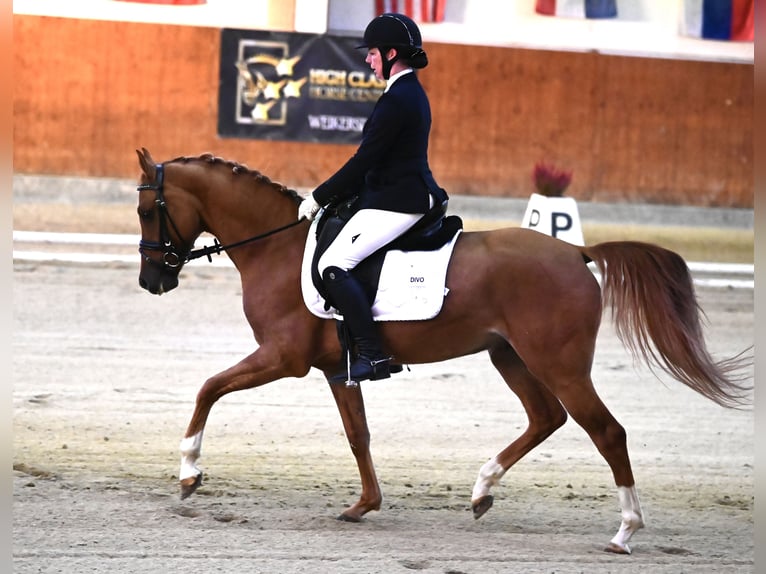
[{"x1": 344, "y1": 347, "x2": 357, "y2": 388}]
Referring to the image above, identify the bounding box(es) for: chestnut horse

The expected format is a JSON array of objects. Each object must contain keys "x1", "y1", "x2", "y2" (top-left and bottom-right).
[{"x1": 135, "y1": 149, "x2": 749, "y2": 555}]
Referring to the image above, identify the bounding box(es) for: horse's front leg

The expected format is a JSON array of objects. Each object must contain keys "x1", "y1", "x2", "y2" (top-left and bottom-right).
[
  {"x1": 327, "y1": 381, "x2": 382, "y2": 521},
  {"x1": 179, "y1": 345, "x2": 305, "y2": 499}
]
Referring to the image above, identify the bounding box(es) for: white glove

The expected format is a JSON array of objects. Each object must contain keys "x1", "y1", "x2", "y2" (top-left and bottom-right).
[{"x1": 298, "y1": 194, "x2": 321, "y2": 221}]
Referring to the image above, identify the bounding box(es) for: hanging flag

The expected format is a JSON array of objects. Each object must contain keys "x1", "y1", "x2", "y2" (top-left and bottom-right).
[
  {"x1": 115, "y1": 0, "x2": 206, "y2": 4},
  {"x1": 375, "y1": 0, "x2": 446, "y2": 23},
  {"x1": 535, "y1": 0, "x2": 617, "y2": 19},
  {"x1": 682, "y1": 0, "x2": 753, "y2": 41}
]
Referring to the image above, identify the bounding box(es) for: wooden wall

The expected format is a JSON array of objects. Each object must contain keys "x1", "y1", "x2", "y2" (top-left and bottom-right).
[{"x1": 13, "y1": 15, "x2": 753, "y2": 207}]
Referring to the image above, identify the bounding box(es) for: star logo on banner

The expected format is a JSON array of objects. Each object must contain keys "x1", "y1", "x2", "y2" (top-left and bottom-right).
[
  {"x1": 251, "y1": 100, "x2": 278, "y2": 121},
  {"x1": 275, "y1": 55, "x2": 301, "y2": 76},
  {"x1": 235, "y1": 44, "x2": 307, "y2": 126},
  {"x1": 283, "y1": 77, "x2": 308, "y2": 99},
  {"x1": 235, "y1": 61, "x2": 268, "y2": 106},
  {"x1": 262, "y1": 80, "x2": 286, "y2": 100}
]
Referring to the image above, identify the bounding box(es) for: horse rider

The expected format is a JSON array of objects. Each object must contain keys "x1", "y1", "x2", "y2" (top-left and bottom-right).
[{"x1": 298, "y1": 12, "x2": 449, "y2": 384}]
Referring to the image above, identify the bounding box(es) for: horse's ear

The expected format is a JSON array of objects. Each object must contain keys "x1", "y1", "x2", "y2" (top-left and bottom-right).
[{"x1": 136, "y1": 148, "x2": 156, "y2": 181}]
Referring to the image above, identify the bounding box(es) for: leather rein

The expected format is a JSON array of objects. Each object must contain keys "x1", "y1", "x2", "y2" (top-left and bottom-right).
[{"x1": 137, "y1": 162, "x2": 302, "y2": 270}]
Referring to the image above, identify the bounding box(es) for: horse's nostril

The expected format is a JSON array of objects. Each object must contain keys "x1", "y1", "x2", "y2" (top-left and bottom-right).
[{"x1": 139, "y1": 277, "x2": 147, "y2": 289}]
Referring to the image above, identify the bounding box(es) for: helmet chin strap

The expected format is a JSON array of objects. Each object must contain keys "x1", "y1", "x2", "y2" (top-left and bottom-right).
[{"x1": 381, "y1": 48, "x2": 399, "y2": 80}]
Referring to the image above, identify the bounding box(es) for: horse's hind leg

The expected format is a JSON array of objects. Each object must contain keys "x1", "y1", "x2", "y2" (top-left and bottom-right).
[
  {"x1": 471, "y1": 342, "x2": 568, "y2": 519},
  {"x1": 328, "y1": 381, "x2": 382, "y2": 522},
  {"x1": 551, "y1": 378, "x2": 644, "y2": 554}
]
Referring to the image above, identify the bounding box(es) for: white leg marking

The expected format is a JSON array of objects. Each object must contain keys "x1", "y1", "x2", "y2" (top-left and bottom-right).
[
  {"x1": 179, "y1": 431, "x2": 204, "y2": 481},
  {"x1": 471, "y1": 458, "x2": 506, "y2": 502},
  {"x1": 607, "y1": 485, "x2": 645, "y2": 554}
]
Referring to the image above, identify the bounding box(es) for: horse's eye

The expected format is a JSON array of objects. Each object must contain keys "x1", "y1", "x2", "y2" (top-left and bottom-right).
[{"x1": 138, "y1": 207, "x2": 153, "y2": 221}]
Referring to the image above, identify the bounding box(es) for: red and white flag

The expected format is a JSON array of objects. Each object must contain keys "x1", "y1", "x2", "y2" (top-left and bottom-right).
[
  {"x1": 375, "y1": 0, "x2": 446, "y2": 23},
  {"x1": 682, "y1": 0, "x2": 753, "y2": 42},
  {"x1": 115, "y1": 0, "x2": 206, "y2": 4},
  {"x1": 535, "y1": 0, "x2": 617, "y2": 19}
]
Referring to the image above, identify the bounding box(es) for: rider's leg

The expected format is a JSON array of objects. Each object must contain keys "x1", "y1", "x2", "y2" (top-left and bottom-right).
[
  {"x1": 318, "y1": 209, "x2": 422, "y2": 383},
  {"x1": 323, "y1": 265, "x2": 391, "y2": 382},
  {"x1": 318, "y1": 209, "x2": 424, "y2": 273}
]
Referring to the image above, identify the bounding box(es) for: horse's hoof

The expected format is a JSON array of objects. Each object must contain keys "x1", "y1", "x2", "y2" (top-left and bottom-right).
[
  {"x1": 604, "y1": 542, "x2": 632, "y2": 555},
  {"x1": 336, "y1": 511, "x2": 362, "y2": 523},
  {"x1": 180, "y1": 474, "x2": 203, "y2": 500},
  {"x1": 472, "y1": 495, "x2": 494, "y2": 519}
]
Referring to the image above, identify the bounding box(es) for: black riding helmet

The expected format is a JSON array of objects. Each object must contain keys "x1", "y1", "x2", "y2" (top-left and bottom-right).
[{"x1": 357, "y1": 13, "x2": 428, "y2": 79}]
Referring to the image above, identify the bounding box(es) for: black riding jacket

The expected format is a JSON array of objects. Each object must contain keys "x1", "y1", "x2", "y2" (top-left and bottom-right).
[{"x1": 312, "y1": 70, "x2": 447, "y2": 214}]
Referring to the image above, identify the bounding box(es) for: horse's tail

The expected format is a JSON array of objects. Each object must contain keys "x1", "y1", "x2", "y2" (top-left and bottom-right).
[{"x1": 581, "y1": 241, "x2": 752, "y2": 408}]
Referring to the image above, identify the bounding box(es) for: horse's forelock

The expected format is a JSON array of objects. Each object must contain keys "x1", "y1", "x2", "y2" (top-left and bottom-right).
[{"x1": 167, "y1": 154, "x2": 302, "y2": 204}]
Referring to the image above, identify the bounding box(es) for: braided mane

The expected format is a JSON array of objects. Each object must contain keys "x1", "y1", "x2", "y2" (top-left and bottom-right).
[{"x1": 167, "y1": 153, "x2": 303, "y2": 205}]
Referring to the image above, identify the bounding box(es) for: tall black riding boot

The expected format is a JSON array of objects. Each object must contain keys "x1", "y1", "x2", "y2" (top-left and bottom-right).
[{"x1": 322, "y1": 266, "x2": 392, "y2": 383}]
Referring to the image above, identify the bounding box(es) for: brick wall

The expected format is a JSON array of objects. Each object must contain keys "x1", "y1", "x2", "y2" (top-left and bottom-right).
[{"x1": 13, "y1": 15, "x2": 753, "y2": 207}]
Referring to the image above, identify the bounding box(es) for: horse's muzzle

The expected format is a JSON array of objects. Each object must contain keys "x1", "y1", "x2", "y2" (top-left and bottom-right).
[{"x1": 139, "y1": 267, "x2": 179, "y2": 295}]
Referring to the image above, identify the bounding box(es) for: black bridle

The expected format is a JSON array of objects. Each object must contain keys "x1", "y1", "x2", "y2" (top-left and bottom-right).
[{"x1": 137, "y1": 162, "x2": 303, "y2": 270}]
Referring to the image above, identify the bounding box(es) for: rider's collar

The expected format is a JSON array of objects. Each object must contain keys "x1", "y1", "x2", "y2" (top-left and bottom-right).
[{"x1": 384, "y1": 68, "x2": 413, "y2": 93}]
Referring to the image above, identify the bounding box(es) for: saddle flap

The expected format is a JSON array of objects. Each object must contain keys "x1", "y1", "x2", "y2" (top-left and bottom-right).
[
  {"x1": 301, "y1": 216, "x2": 462, "y2": 322},
  {"x1": 310, "y1": 201, "x2": 462, "y2": 304}
]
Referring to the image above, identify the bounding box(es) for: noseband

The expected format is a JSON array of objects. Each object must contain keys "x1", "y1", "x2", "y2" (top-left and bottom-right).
[{"x1": 137, "y1": 162, "x2": 304, "y2": 271}]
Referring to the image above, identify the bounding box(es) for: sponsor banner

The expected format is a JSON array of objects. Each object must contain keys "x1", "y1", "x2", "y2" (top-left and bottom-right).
[{"x1": 218, "y1": 29, "x2": 385, "y2": 144}]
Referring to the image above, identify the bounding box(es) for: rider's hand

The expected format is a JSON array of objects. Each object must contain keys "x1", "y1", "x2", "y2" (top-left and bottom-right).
[{"x1": 298, "y1": 194, "x2": 321, "y2": 222}]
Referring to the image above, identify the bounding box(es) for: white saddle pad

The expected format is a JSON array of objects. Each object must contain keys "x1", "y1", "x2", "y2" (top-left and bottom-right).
[{"x1": 300, "y1": 215, "x2": 461, "y2": 322}]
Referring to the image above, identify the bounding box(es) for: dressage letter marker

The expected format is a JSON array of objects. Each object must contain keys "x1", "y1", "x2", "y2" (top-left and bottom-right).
[{"x1": 521, "y1": 192, "x2": 584, "y2": 246}]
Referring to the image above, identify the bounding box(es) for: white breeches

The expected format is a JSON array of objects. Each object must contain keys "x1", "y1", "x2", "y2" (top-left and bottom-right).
[{"x1": 317, "y1": 208, "x2": 424, "y2": 274}]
